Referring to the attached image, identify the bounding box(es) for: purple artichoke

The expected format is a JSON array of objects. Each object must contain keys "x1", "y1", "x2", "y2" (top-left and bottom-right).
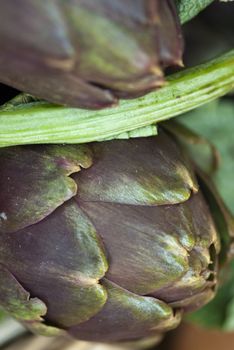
[
  {"x1": 0, "y1": 128, "x2": 230, "y2": 342},
  {"x1": 0, "y1": 0, "x2": 183, "y2": 109}
]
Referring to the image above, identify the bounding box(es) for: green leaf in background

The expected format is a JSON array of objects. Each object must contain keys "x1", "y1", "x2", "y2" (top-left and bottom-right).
[
  {"x1": 178, "y1": 98, "x2": 234, "y2": 330},
  {"x1": 0, "y1": 309, "x2": 6, "y2": 322},
  {"x1": 179, "y1": 99, "x2": 234, "y2": 214},
  {"x1": 177, "y1": 0, "x2": 214, "y2": 24},
  {"x1": 182, "y1": 0, "x2": 234, "y2": 70}
]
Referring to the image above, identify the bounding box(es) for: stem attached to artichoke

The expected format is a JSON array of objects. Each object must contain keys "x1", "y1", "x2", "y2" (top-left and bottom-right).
[{"x1": 0, "y1": 50, "x2": 234, "y2": 147}]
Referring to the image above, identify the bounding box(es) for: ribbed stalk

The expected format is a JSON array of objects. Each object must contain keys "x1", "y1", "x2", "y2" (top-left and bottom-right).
[{"x1": 0, "y1": 50, "x2": 234, "y2": 147}]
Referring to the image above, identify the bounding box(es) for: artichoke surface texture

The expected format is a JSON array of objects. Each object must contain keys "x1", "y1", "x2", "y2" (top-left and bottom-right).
[
  {"x1": 0, "y1": 0, "x2": 183, "y2": 109},
  {"x1": 0, "y1": 129, "x2": 223, "y2": 342}
]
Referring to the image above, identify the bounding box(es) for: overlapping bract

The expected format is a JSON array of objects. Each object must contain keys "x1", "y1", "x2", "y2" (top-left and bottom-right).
[
  {"x1": 0, "y1": 130, "x2": 222, "y2": 341},
  {"x1": 0, "y1": 0, "x2": 183, "y2": 109}
]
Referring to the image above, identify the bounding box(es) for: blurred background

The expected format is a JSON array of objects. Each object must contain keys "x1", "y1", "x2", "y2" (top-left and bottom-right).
[
  {"x1": 0, "y1": 0, "x2": 234, "y2": 349},
  {"x1": 1, "y1": 322, "x2": 234, "y2": 350}
]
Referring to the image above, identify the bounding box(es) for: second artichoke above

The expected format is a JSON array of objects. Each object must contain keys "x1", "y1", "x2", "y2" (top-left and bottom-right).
[{"x1": 0, "y1": 0, "x2": 183, "y2": 109}]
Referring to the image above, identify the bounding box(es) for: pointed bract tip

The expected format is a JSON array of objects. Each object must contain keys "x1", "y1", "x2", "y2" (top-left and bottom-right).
[
  {"x1": 150, "y1": 65, "x2": 164, "y2": 77},
  {"x1": 175, "y1": 59, "x2": 185, "y2": 68}
]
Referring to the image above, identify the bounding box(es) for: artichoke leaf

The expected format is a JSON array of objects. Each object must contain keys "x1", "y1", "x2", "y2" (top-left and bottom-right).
[
  {"x1": 0, "y1": 0, "x2": 183, "y2": 108},
  {"x1": 169, "y1": 288, "x2": 215, "y2": 313},
  {"x1": 77, "y1": 200, "x2": 192, "y2": 295},
  {"x1": 0, "y1": 54, "x2": 116, "y2": 110},
  {"x1": 0, "y1": 144, "x2": 92, "y2": 233},
  {"x1": 69, "y1": 279, "x2": 182, "y2": 342},
  {"x1": 75, "y1": 132, "x2": 198, "y2": 206},
  {"x1": 0, "y1": 265, "x2": 64, "y2": 336},
  {"x1": 0, "y1": 264, "x2": 46, "y2": 321},
  {"x1": 77, "y1": 187, "x2": 218, "y2": 298},
  {"x1": 0, "y1": 1, "x2": 74, "y2": 62},
  {"x1": 0, "y1": 200, "x2": 108, "y2": 327}
]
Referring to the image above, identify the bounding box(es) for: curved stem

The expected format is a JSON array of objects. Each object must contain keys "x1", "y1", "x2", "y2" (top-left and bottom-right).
[{"x1": 0, "y1": 50, "x2": 234, "y2": 147}]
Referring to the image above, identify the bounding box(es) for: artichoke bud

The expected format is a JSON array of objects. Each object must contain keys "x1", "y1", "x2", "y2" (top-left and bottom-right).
[
  {"x1": 0, "y1": 128, "x2": 231, "y2": 342},
  {"x1": 0, "y1": 0, "x2": 183, "y2": 109}
]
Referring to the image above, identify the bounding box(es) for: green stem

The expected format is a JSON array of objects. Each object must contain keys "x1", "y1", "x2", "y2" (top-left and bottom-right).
[
  {"x1": 0, "y1": 50, "x2": 234, "y2": 147},
  {"x1": 177, "y1": 0, "x2": 214, "y2": 24}
]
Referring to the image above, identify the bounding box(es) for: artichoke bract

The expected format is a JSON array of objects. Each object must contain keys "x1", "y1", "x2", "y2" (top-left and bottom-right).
[
  {"x1": 0, "y1": 129, "x2": 226, "y2": 342},
  {"x1": 0, "y1": 0, "x2": 183, "y2": 109}
]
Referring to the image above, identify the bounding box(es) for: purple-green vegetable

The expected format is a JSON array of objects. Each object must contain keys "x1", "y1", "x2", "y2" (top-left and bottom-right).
[
  {"x1": 0, "y1": 0, "x2": 183, "y2": 109},
  {"x1": 0, "y1": 129, "x2": 232, "y2": 342}
]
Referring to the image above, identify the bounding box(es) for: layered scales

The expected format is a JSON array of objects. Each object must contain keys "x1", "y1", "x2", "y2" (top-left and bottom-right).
[{"x1": 0, "y1": 130, "x2": 220, "y2": 341}]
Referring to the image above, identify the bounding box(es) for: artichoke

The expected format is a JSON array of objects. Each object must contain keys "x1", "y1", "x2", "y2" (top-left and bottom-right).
[
  {"x1": 0, "y1": 0, "x2": 183, "y2": 109},
  {"x1": 0, "y1": 128, "x2": 230, "y2": 342}
]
